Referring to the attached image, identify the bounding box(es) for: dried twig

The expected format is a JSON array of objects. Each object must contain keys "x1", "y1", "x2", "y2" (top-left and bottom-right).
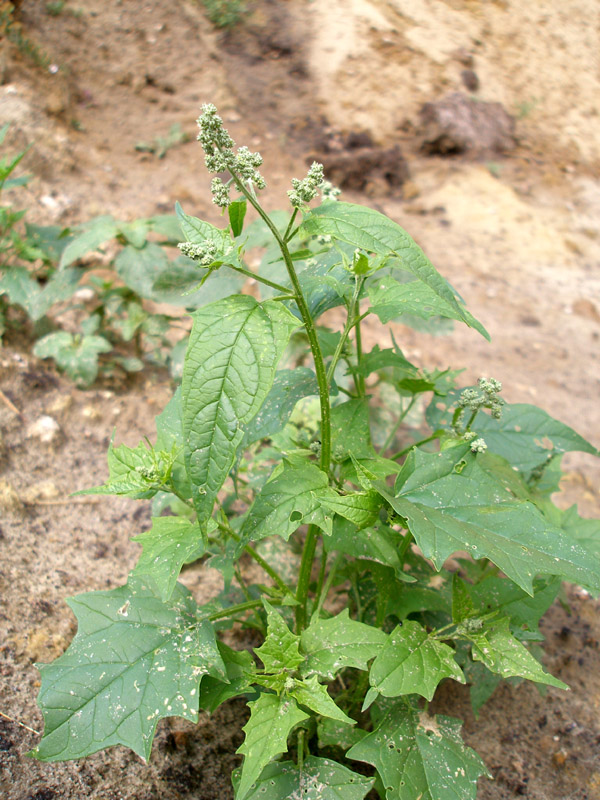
[
  {"x1": 0, "y1": 709, "x2": 40, "y2": 736},
  {"x1": 0, "y1": 389, "x2": 22, "y2": 417}
]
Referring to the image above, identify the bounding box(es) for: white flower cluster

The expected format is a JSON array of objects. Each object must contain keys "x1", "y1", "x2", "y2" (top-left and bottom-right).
[
  {"x1": 288, "y1": 162, "x2": 325, "y2": 208},
  {"x1": 458, "y1": 377, "x2": 504, "y2": 419},
  {"x1": 196, "y1": 104, "x2": 266, "y2": 207},
  {"x1": 178, "y1": 240, "x2": 219, "y2": 267}
]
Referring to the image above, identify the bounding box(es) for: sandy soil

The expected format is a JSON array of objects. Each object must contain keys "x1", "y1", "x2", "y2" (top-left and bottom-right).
[{"x1": 1, "y1": 0, "x2": 600, "y2": 797}]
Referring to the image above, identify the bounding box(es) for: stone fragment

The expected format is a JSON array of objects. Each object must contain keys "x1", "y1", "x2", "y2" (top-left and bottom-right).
[{"x1": 26, "y1": 415, "x2": 63, "y2": 445}]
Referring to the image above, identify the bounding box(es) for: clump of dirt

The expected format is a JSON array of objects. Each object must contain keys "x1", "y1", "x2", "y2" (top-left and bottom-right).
[
  {"x1": 419, "y1": 92, "x2": 516, "y2": 156},
  {"x1": 2, "y1": 0, "x2": 600, "y2": 798}
]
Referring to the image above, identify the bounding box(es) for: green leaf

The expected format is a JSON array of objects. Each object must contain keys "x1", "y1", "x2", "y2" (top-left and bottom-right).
[
  {"x1": 240, "y1": 459, "x2": 337, "y2": 544},
  {"x1": 59, "y1": 215, "x2": 119, "y2": 269},
  {"x1": 241, "y1": 368, "x2": 319, "y2": 447},
  {"x1": 466, "y1": 617, "x2": 568, "y2": 689},
  {"x1": 33, "y1": 581, "x2": 226, "y2": 762},
  {"x1": 117, "y1": 218, "x2": 152, "y2": 248},
  {"x1": 320, "y1": 490, "x2": 382, "y2": 530},
  {"x1": 33, "y1": 332, "x2": 112, "y2": 386},
  {"x1": 0, "y1": 266, "x2": 81, "y2": 321},
  {"x1": 148, "y1": 214, "x2": 183, "y2": 241},
  {"x1": 377, "y1": 445, "x2": 600, "y2": 594},
  {"x1": 369, "y1": 277, "x2": 473, "y2": 327},
  {"x1": 369, "y1": 621, "x2": 465, "y2": 702},
  {"x1": 350, "y1": 344, "x2": 418, "y2": 379},
  {"x1": 233, "y1": 756, "x2": 374, "y2": 800},
  {"x1": 199, "y1": 642, "x2": 255, "y2": 713},
  {"x1": 300, "y1": 202, "x2": 488, "y2": 339},
  {"x1": 452, "y1": 574, "x2": 476, "y2": 624},
  {"x1": 301, "y1": 609, "x2": 388, "y2": 679},
  {"x1": 114, "y1": 242, "x2": 171, "y2": 299},
  {"x1": 331, "y1": 399, "x2": 375, "y2": 461},
  {"x1": 152, "y1": 260, "x2": 244, "y2": 307},
  {"x1": 182, "y1": 295, "x2": 299, "y2": 525},
  {"x1": 228, "y1": 199, "x2": 247, "y2": 237},
  {"x1": 317, "y1": 717, "x2": 368, "y2": 751},
  {"x1": 255, "y1": 600, "x2": 303, "y2": 672},
  {"x1": 427, "y1": 396, "x2": 599, "y2": 475},
  {"x1": 80, "y1": 438, "x2": 160, "y2": 499},
  {"x1": 131, "y1": 516, "x2": 208, "y2": 602},
  {"x1": 176, "y1": 201, "x2": 231, "y2": 249},
  {"x1": 236, "y1": 692, "x2": 309, "y2": 800},
  {"x1": 291, "y1": 675, "x2": 355, "y2": 725},
  {"x1": 560, "y1": 504, "x2": 600, "y2": 559},
  {"x1": 348, "y1": 701, "x2": 490, "y2": 800},
  {"x1": 154, "y1": 386, "x2": 192, "y2": 499},
  {"x1": 325, "y1": 518, "x2": 409, "y2": 574}
]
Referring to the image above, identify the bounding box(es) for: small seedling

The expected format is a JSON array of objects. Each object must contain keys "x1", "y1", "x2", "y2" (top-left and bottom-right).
[{"x1": 32, "y1": 106, "x2": 600, "y2": 800}]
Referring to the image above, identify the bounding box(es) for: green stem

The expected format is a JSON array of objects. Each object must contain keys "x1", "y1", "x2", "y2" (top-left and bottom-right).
[
  {"x1": 208, "y1": 598, "x2": 280, "y2": 622},
  {"x1": 228, "y1": 263, "x2": 290, "y2": 294},
  {"x1": 354, "y1": 298, "x2": 366, "y2": 398},
  {"x1": 315, "y1": 553, "x2": 342, "y2": 616},
  {"x1": 244, "y1": 544, "x2": 292, "y2": 596},
  {"x1": 380, "y1": 396, "x2": 418, "y2": 455},
  {"x1": 326, "y1": 279, "x2": 364, "y2": 386},
  {"x1": 283, "y1": 208, "x2": 299, "y2": 243},
  {"x1": 388, "y1": 430, "x2": 443, "y2": 461},
  {"x1": 297, "y1": 728, "x2": 305, "y2": 771},
  {"x1": 228, "y1": 171, "x2": 332, "y2": 634}
]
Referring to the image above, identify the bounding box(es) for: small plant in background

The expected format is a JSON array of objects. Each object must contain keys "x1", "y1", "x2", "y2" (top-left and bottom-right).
[
  {"x1": 31, "y1": 106, "x2": 600, "y2": 799},
  {"x1": 201, "y1": 0, "x2": 246, "y2": 29},
  {"x1": 135, "y1": 123, "x2": 190, "y2": 159}
]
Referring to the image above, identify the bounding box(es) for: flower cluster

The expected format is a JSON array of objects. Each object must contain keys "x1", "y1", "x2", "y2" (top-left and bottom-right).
[
  {"x1": 178, "y1": 240, "x2": 219, "y2": 267},
  {"x1": 196, "y1": 104, "x2": 266, "y2": 207},
  {"x1": 458, "y1": 377, "x2": 504, "y2": 419},
  {"x1": 288, "y1": 162, "x2": 325, "y2": 208},
  {"x1": 320, "y1": 180, "x2": 341, "y2": 202}
]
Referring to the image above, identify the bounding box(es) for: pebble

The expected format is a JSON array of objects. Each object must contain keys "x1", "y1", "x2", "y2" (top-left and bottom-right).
[{"x1": 26, "y1": 416, "x2": 63, "y2": 445}]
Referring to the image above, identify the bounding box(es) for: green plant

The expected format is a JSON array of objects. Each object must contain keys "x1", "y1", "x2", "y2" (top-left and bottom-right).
[
  {"x1": 31, "y1": 106, "x2": 600, "y2": 799},
  {"x1": 201, "y1": 0, "x2": 246, "y2": 29},
  {"x1": 135, "y1": 123, "x2": 190, "y2": 159},
  {"x1": 0, "y1": 1, "x2": 51, "y2": 68}
]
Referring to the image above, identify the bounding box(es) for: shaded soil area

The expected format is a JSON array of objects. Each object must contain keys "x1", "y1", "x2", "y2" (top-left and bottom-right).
[{"x1": 2, "y1": 0, "x2": 600, "y2": 798}]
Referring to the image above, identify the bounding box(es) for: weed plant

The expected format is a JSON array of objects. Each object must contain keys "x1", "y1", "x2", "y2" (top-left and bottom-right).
[{"x1": 31, "y1": 106, "x2": 600, "y2": 800}]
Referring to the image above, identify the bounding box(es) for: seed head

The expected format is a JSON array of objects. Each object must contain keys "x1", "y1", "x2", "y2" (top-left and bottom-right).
[
  {"x1": 178, "y1": 240, "x2": 219, "y2": 266},
  {"x1": 288, "y1": 162, "x2": 325, "y2": 208}
]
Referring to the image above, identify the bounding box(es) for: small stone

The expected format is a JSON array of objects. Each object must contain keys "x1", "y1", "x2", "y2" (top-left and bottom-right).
[
  {"x1": 0, "y1": 479, "x2": 25, "y2": 516},
  {"x1": 26, "y1": 416, "x2": 63, "y2": 445},
  {"x1": 21, "y1": 481, "x2": 61, "y2": 504},
  {"x1": 46, "y1": 394, "x2": 73, "y2": 415},
  {"x1": 82, "y1": 405, "x2": 101, "y2": 421}
]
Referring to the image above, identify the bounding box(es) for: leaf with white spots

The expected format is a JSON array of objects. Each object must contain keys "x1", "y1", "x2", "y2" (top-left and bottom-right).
[
  {"x1": 131, "y1": 516, "x2": 213, "y2": 602},
  {"x1": 290, "y1": 675, "x2": 355, "y2": 725},
  {"x1": 375, "y1": 444, "x2": 600, "y2": 594},
  {"x1": 233, "y1": 756, "x2": 374, "y2": 800},
  {"x1": 236, "y1": 692, "x2": 309, "y2": 800},
  {"x1": 33, "y1": 581, "x2": 225, "y2": 762},
  {"x1": 347, "y1": 700, "x2": 490, "y2": 800},
  {"x1": 255, "y1": 600, "x2": 303, "y2": 673},
  {"x1": 465, "y1": 617, "x2": 568, "y2": 689},
  {"x1": 300, "y1": 609, "x2": 388, "y2": 680},
  {"x1": 369, "y1": 620, "x2": 465, "y2": 702}
]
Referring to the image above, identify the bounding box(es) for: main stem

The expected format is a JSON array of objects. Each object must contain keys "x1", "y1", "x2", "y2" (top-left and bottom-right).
[{"x1": 231, "y1": 176, "x2": 331, "y2": 632}]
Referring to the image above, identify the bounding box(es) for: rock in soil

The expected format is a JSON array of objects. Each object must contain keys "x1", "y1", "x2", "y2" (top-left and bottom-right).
[{"x1": 420, "y1": 92, "x2": 516, "y2": 157}]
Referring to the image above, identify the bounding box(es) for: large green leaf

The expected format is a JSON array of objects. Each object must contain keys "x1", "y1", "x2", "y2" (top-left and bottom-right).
[
  {"x1": 240, "y1": 458, "x2": 337, "y2": 544},
  {"x1": 176, "y1": 202, "x2": 231, "y2": 250},
  {"x1": 182, "y1": 295, "x2": 298, "y2": 525},
  {"x1": 560, "y1": 504, "x2": 600, "y2": 559},
  {"x1": 377, "y1": 444, "x2": 600, "y2": 594},
  {"x1": 369, "y1": 621, "x2": 465, "y2": 701},
  {"x1": 427, "y1": 395, "x2": 599, "y2": 475},
  {"x1": 331, "y1": 399, "x2": 375, "y2": 460},
  {"x1": 59, "y1": 215, "x2": 119, "y2": 269},
  {"x1": 131, "y1": 516, "x2": 208, "y2": 601},
  {"x1": 151, "y1": 260, "x2": 244, "y2": 307},
  {"x1": 300, "y1": 202, "x2": 488, "y2": 339},
  {"x1": 466, "y1": 617, "x2": 567, "y2": 689},
  {"x1": 320, "y1": 490, "x2": 382, "y2": 530},
  {"x1": 236, "y1": 692, "x2": 309, "y2": 800},
  {"x1": 300, "y1": 609, "x2": 388, "y2": 679},
  {"x1": 114, "y1": 242, "x2": 171, "y2": 299},
  {"x1": 233, "y1": 756, "x2": 374, "y2": 800},
  {"x1": 33, "y1": 331, "x2": 112, "y2": 386},
  {"x1": 369, "y1": 278, "x2": 471, "y2": 327},
  {"x1": 241, "y1": 367, "x2": 319, "y2": 447},
  {"x1": 199, "y1": 642, "x2": 255, "y2": 713},
  {"x1": 33, "y1": 581, "x2": 226, "y2": 762},
  {"x1": 348, "y1": 701, "x2": 489, "y2": 800}
]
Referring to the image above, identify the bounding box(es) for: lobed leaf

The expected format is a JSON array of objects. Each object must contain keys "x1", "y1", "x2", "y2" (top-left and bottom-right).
[
  {"x1": 236, "y1": 692, "x2": 309, "y2": 800},
  {"x1": 300, "y1": 202, "x2": 488, "y2": 339},
  {"x1": 33, "y1": 581, "x2": 226, "y2": 762},
  {"x1": 368, "y1": 620, "x2": 465, "y2": 702},
  {"x1": 290, "y1": 675, "x2": 355, "y2": 725},
  {"x1": 348, "y1": 701, "x2": 490, "y2": 800},
  {"x1": 255, "y1": 601, "x2": 303, "y2": 673},
  {"x1": 233, "y1": 756, "x2": 373, "y2": 800},
  {"x1": 300, "y1": 609, "x2": 388, "y2": 679}
]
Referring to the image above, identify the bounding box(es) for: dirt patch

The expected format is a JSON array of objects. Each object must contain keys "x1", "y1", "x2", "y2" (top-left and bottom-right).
[{"x1": 2, "y1": 0, "x2": 600, "y2": 798}]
